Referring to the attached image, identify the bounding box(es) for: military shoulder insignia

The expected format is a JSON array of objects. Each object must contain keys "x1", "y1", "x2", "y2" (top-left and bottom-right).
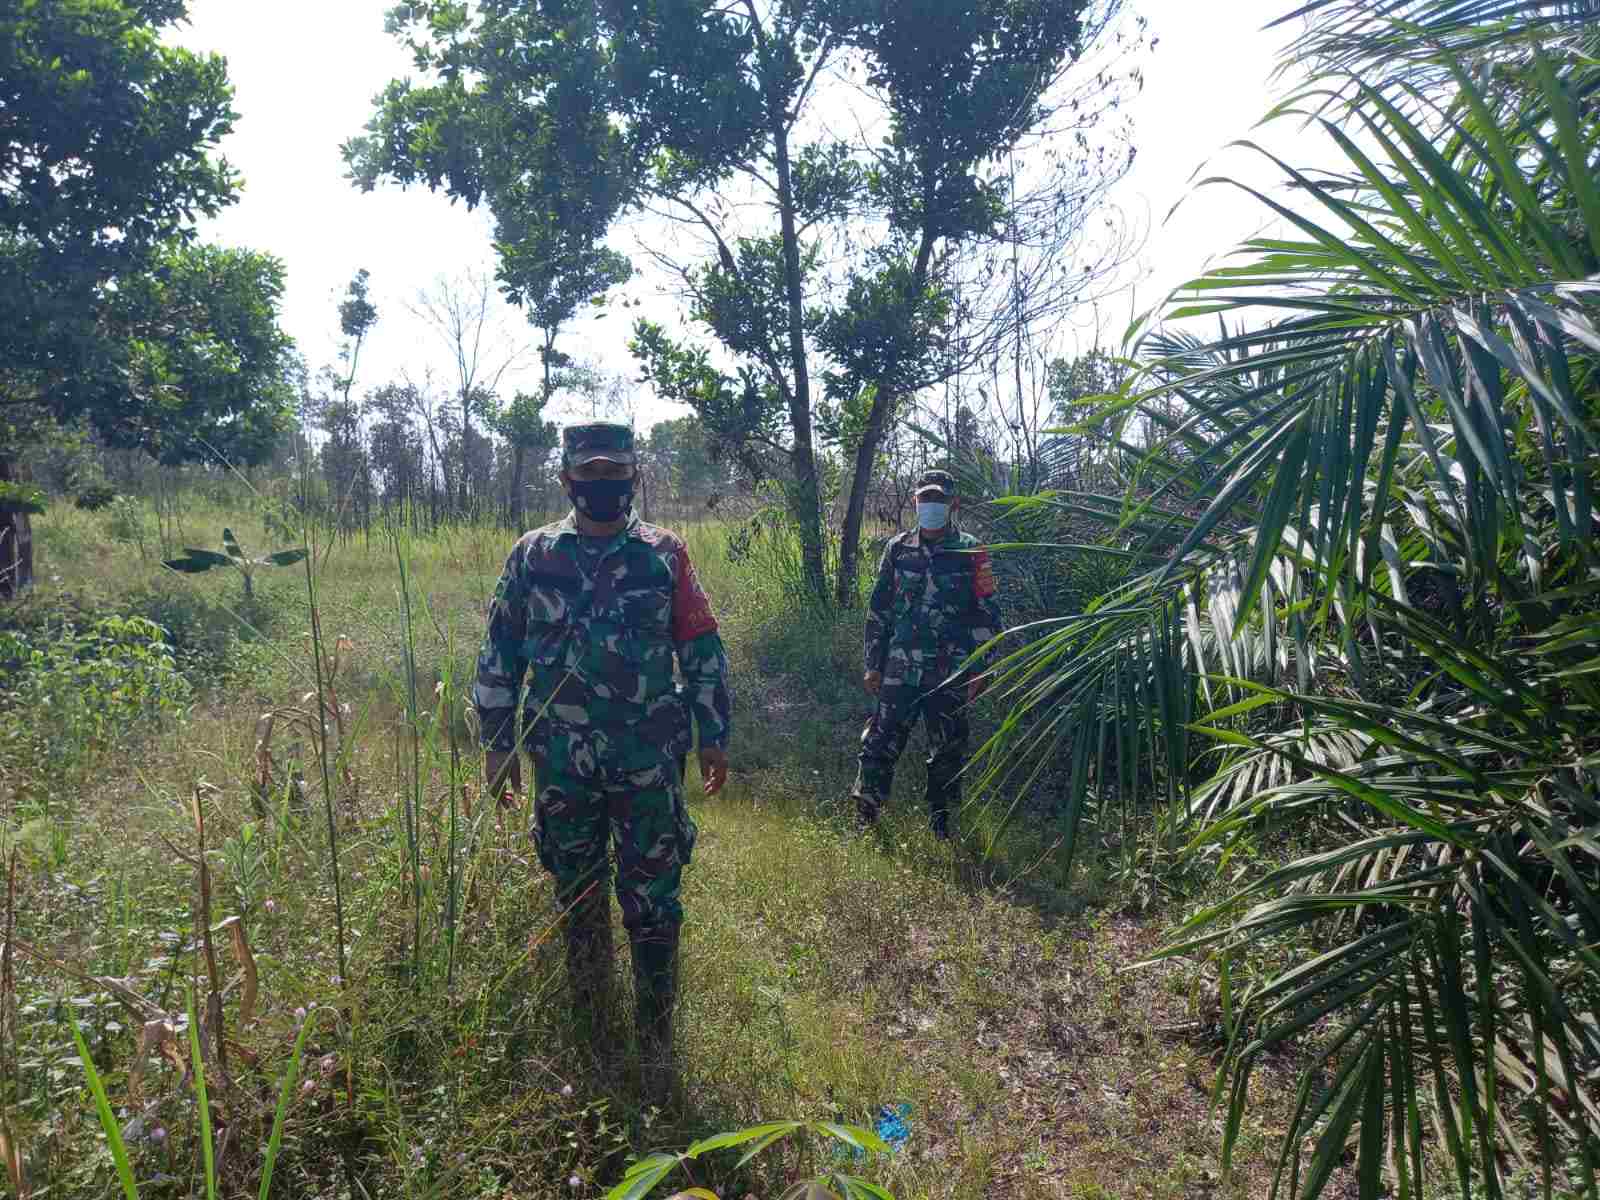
[{"x1": 973, "y1": 549, "x2": 997, "y2": 598}]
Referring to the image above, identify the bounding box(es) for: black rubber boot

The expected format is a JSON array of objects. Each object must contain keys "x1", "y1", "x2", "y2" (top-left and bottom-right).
[
  {"x1": 565, "y1": 888, "x2": 615, "y2": 1047},
  {"x1": 632, "y1": 925, "x2": 679, "y2": 1106},
  {"x1": 926, "y1": 766, "x2": 959, "y2": 840}
]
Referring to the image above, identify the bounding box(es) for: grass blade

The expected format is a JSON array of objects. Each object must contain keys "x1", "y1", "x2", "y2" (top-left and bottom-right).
[
  {"x1": 70, "y1": 1019, "x2": 139, "y2": 1200},
  {"x1": 259, "y1": 1010, "x2": 320, "y2": 1200},
  {"x1": 187, "y1": 988, "x2": 217, "y2": 1200}
]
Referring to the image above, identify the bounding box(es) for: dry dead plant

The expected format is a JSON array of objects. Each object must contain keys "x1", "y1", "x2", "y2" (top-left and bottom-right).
[{"x1": 252, "y1": 634, "x2": 359, "y2": 818}]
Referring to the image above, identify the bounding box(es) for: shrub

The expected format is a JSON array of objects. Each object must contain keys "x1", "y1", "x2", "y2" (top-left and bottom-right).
[
  {"x1": 0, "y1": 614, "x2": 192, "y2": 795},
  {"x1": 74, "y1": 485, "x2": 119, "y2": 512},
  {"x1": 102, "y1": 495, "x2": 151, "y2": 555}
]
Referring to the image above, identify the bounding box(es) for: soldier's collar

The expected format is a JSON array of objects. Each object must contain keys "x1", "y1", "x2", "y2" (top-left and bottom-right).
[
  {"x1": 912, "y1": 524, "x2": 959, "y2": 549},
  {"x1": 554, "y1": 510, "x2": 644, "y2": 541}
]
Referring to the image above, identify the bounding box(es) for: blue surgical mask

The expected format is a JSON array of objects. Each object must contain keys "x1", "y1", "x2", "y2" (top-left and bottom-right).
[{"x1": 917, "y1": 501, "x2": 950, "y2": 530}]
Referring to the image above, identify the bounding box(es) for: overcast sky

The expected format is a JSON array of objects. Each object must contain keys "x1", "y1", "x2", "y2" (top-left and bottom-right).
[{"x1": 176, "y1": 0, "x2": 1319, "y2": 431}]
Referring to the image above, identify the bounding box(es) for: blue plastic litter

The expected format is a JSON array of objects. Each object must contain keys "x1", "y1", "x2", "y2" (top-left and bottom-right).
[
  {"x1": 837, "y1": 1103, "x2": 912, "y2": 1162},
  {"x1": 874, "y1": 1103, "x2": 912, "y2": 1151}
]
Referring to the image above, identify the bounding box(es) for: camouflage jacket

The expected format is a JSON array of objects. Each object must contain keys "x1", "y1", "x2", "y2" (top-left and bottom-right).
[
  {"x1": 864, "y1": 527, "x2": 1002, "y2": 695},
  {"x1": 473, "y1": 512, "x2": 731, "y2": 769}
]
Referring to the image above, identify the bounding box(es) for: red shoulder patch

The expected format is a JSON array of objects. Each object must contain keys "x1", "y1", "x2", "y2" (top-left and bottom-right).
[
  {"x1": 671, "y1": 543, "x2": 719, "y2": 642},
  {"x1": 973, "y1": 549, "x2": 997, "y2": 599}
]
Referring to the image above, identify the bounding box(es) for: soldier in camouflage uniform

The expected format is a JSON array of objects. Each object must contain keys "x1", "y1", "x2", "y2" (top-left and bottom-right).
[
  {"x1": 473, "y1": 423, "x2": 731, "y2": 1098},
  {"x1": 851, "y1": 469, "x2": 1001, "y2": 838}
]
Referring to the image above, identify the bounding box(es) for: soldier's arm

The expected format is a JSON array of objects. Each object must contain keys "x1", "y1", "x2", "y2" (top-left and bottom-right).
[
  {"x1": 969, "y1": 544, "x2": 1002, "y2": 650},
  {"x1": 864, "y1": 539, "x2": 897, "y2": 673},
  {"x1": 670, "y1": 542, "x2": 732, "y2": 750},
  {"x1": 472, "y1": 542, "x2": 530, "y2": 753}
]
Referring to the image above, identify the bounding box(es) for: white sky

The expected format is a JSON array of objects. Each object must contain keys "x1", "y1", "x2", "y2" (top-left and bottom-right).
[{"x1": 175, "y1": 0, "x2": 1321, "y2": 432}]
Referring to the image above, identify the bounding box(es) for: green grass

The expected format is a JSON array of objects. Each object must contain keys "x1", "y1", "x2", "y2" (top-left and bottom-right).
[{"x1": 0, "y1": 490, "x2": 1307, "y2": 1199}]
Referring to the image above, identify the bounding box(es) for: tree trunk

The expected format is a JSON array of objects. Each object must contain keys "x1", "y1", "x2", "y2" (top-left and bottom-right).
[
  {"x1": 834, "y1": 388, "x2": 894, "y2": 607},
  {"x1": 0, "y1": 453, "x2": 35, "y2": 600},
  {"x1": 766, "y1": 54, "x2": 828, "y2": 603},
  {"x1": 510, "y1": 444, "x2": 527, "y2": 532},
  {"x1": 459, "y1": 393, "x2": 472, "y2": 517},
  {"x1": 834, "y1": 232, "x2": 937, "y2": 607}
]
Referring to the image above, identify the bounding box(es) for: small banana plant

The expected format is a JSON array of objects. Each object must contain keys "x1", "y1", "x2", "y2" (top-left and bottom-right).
[{"x1": 163, "y1": 528, "x2": 307, "y2": 598}]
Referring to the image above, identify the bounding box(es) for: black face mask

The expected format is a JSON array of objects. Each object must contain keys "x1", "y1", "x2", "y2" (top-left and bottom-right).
[{"x1": 568, "y1": 477, "x2": 634, "y2": 522}]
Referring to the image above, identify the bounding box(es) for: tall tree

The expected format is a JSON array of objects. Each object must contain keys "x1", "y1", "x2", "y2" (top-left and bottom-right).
[
  {"x1": 0, "y1": 0, "x2": 292, "y2": 456},
  {"x1": 820, "y1": 0, "x2": 1132, "y2": 603},
  {"x1": 366, "y1": 380, "x2": 428, "y2": 514},
  {"x1": 406, "y1": 268, "x2": 533, "y2": 513},
  {"x1": 336, "y1": 269, "x2": 380, "y2": 408},
  {"x1": 642, "y1": 415, "x2": 725, "y2": 511},
  {"x1": 349, "y1": 0, "x2": 1137, "y2": 602},
  {"x1": 491, "y1": 389, "x2": 559, "y2": 528},
  {"x1": 1, "y1": 0, "x2": 294, "y2": 592}
]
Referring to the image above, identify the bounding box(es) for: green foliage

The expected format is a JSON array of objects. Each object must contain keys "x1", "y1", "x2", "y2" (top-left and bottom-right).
[
  {"x1": 813, "y1": 258, "x2": 952, "y2": 422},
  {"x1": 108, "y1": 244, "x2": 297, "y2": 464},
  {"x1": 975, "y1": 2, "x2": 1600, "y2": 1195},
  {"x1": 222, "y1": 821, "x2": 266, "y2": 920},
  {"x1": 73, "y1": 485, "x2": 120, "y2": 512},
  {"x1": 353, "y1": 0, "x2": 1131, "y2": 605},
  {"x1": 641, "y1": 415, "x2": 731, "y2": 508},
  {"x1": 607, "y1": 1119, "x2": 894, "y2": 1200},
  {"x1": 347, "y1": 1, "x2": 637, "y2": 352},
  {"x1": 0, "y1": 0, "x2": 296, "y2": 466},
  {"x1": 258, "y1": 1008, "x2": 321, "y2": 1200},
  {"x1": 0, "y1": 615, "x2": 191, "y2": 788},
  {"x1": 0, "y1": 0, "x2": 236, "y2": 279},
  {"x1": 101, "y1": 495, "x2": 151, "y2": 556},
  {"x1": 338, "y1": 268, "x2": 379, "y2": 345},
  {"x1": 67, "y1": 984, "x2": 318, "y2": 1200},
  {"x1": 632, "y1": 321, "x2": 788, "y2": 473},
  {"x1": 186, "y1": 988, "x2": 217, "y2": 1200},
  {"x1": 69, "y1": 1018, "x2": 139, "y2": 1200},
  {"x1": 163, "y1": 527, "x2": 308, "y2": 597},
  {"x1": 0, "y1": 482, "x2": 46, "y2": 517},
  {"x1": 725, "y1": 504, "x2": 846, "y2": 608}
]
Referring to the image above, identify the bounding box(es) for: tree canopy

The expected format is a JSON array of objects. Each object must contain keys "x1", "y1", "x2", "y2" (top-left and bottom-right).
[
  {"x1": 1, "y1": 0, "x2": 295, "y2": 467},
  {"x1": 348, "y1": 0, "x2": 1140, "y2": 601}
]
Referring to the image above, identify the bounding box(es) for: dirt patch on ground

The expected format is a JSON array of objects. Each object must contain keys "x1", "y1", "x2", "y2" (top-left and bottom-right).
[{"x1": 849, "y1": 899, "x2": 1317, "y2": 1199}]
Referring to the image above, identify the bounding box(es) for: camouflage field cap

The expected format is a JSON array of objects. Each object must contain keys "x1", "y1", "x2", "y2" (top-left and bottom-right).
[
  {"x1": 562, "y1": 422, "x2": 636, "y2": 468},
  {"x1": 914, "y1": 468, "x2": 957, "y2": 497}
]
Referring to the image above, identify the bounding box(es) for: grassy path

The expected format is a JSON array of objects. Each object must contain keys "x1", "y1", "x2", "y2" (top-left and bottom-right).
[{"x1": 1, "y1": 508, "x2": 1299, "y2": 1199}]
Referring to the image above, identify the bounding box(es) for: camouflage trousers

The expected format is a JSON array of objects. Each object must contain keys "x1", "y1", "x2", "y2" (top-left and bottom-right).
[
  {"x1": 851, "y1": 684, "x2": 969, "y2": 835},
  {"x1": 531, "y1": 751, "x2": 696, "y2": 936}
]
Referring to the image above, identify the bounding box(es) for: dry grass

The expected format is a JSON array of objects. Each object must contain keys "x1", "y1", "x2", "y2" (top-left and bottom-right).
[{"x1": 0, "y1": 490, "x2": 1315, "y2": 1199}]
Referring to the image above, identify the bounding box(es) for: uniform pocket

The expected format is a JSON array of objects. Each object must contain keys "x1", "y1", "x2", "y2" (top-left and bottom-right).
[
  {"x1": 672, "y1": 774, "x2": 698, "y2": 864},
  {"x1": 524, "y1": 570, "x2": 580, "y2": 626},
  {"x1": 615, "y1": 581, "x2": 672, "y2": 638},
  {"x1": 892, "y1": 566, "x2": 925, "y2": 618},
  {"x1": 525, "y1": 621, "x2": 570, "y2": 668}
]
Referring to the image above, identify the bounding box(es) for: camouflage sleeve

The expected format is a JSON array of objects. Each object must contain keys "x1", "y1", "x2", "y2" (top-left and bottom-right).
[
  {"x1": 678, "y1": 630, "x2": 732, "y2": 750},
  {"x1": 864, "y1": 540, "x2": 896, "y2": 673},
  {"x1": 671, "y1": 540, "x2": 731, "y2": 749},
  {"x1": 970, "y1": 546, "x2": 1001, "y2": 649},
  {"x1": 472, "y1": 544, "x2": 529, "y2": 751}
]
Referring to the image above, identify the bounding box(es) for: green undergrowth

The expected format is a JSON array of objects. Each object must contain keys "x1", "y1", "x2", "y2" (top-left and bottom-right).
[{"x1": 0, "y1": 502, "x2": 1304, "y2": 1199}]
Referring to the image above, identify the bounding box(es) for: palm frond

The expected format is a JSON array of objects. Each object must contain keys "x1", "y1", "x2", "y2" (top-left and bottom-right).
[{"x1": 969, "y1": 5, "x2": 1600, "y2": 1194}]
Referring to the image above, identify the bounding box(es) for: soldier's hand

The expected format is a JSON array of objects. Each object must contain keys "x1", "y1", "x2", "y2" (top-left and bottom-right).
[
  {"x1": 966, "y1": 674, "x2": 988, "y2": 704},
  {"x1": 698, "y1": 745, "x2": 729, "y2": 796},
  {"x1": 485, "y1": 750, "x2": 522, "y2": 809},
  {"x1": 864, "y1": 670, "x2": 882, "y2": 696}
]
